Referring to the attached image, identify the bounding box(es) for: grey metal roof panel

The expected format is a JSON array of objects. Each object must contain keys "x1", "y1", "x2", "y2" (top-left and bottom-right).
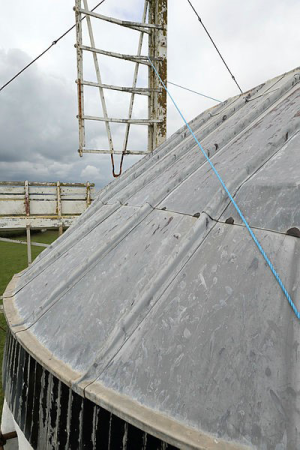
[
  {"x1": 4, "y1": 66, "x2": 300, "y2": 449},
  {"x1": 27, "y1": 210, "x2": 197, "y2": 371},
  {"x1": 220, "y1": 131, "x2": 300, "y2": 232},
  {"x1": 87, "y1": 224, "x2": 300, "y2": 449},
  {"x1": 106, "y1": 70, "x2": 299, "y2": 210},
  {"x1": 14, "y1": 203, "x2": 139, "y2": 296},
  {"x1": 161, "y1": 85, "x2": 300, "y2": 222}
]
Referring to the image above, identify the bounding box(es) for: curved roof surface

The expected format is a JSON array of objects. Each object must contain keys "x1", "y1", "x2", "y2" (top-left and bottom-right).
[{"x1": 4, "y1": 66, "x2": 300, "y2": 449}]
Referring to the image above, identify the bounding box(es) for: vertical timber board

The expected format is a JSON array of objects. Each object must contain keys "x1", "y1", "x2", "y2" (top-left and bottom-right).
[
  {"x1": 86, "y1": 182, "x2": 91, "y2": 207},
  {"x1": 24, "y1": 180, "x2": 30, "y2": 216},
  {"x1": 148, "y1": 0, "x2": 167, "y2": 151},
  {"x1": 26, "y1": 224, "x2": 32, "y2": 265},
  {"x1": 57, "y1": 182, "x2": 63, "y2": 236},
  {"x1": 56, "y1": 182, "x2": 62, "y2": 219}
]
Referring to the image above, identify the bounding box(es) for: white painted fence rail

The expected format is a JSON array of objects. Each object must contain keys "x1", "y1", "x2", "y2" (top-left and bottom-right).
[
  {"x1": 0, "y1": 181, "x2": 95, "y2": 265},
  {"x1": 0, "y1": 237, "x2": 49, "y2": 248},
  {"x1": 0, "y1": 181, "x2": 95, "y2": 230}
]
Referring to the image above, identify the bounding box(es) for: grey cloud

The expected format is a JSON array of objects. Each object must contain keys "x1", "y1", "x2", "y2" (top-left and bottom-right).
[
  {"x1": 0, "y1": 48, "x2": 140, "y2": 188},
  {"x1": 1, "y1": 0, "x2": 300, "y2": 191},
  {"x1": 0, "y1": 48, "x2": 78, "y2": 163}
]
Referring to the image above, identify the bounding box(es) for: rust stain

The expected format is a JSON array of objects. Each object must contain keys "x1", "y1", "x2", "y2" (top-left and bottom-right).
[
  {"x1": 162, "y1": 216, "x2": 173, "y2": 229},
  {"x1": 111, "y1": 153, "x2": 124, "y2": 178},
  {"x1": 152, "y1": 225, "x2": 160, "y2": 235}
]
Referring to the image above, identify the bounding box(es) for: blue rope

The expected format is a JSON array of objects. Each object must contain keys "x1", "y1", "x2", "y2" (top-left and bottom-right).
[{"x1": 148, "y1": 57, "x2": 300, "y2": 320}]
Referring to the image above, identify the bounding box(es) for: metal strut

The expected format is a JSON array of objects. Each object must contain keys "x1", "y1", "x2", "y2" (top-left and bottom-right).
[
  {"x1": 75, "y1": 0, "x2": 167, "y2": 177},
  {"x1": 0, "y1": 430, "x2": 18, "y2": 449}
]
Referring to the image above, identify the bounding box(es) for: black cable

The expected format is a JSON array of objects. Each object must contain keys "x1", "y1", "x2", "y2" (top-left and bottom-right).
[
  {"x1": 186, "y1": 0, "x2": 243, "y2": 94},
  {"x1": 0, "y1": 0, "x2": 107, "y2": 93}
]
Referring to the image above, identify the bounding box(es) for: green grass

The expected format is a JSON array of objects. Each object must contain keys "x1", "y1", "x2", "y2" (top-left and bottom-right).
[{"x1": 0, "y1": 230, "x2": 59, "y2": 413}]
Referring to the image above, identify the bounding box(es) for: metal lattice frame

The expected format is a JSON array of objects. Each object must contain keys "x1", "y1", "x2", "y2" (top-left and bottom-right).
[{"x1": 74, "y1": 0, "x2": 167, "y2": 174}]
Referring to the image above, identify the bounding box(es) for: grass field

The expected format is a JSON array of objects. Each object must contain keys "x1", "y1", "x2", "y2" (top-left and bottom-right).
[{"x1": 0, "y1": 230, "x2": 59, "y2": 414}]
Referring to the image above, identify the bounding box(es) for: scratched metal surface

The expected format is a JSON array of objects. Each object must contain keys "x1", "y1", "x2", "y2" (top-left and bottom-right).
[{"x1": 6, "y1": 66, "x2": 300, "y2": 449}]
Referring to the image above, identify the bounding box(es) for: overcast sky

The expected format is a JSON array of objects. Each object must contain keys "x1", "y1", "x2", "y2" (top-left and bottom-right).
[{"x1": 0, "y1": 0, "x2": 299, "y2": 190}]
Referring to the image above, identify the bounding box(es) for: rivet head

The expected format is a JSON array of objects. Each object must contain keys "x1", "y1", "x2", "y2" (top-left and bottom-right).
[{"x1": 287, "y1": 227, "x2": 300, "y2": 238}]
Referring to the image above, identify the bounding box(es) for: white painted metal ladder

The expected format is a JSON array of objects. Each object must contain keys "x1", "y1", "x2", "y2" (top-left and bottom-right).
[{"x1": 74, "y1": 0, "x2": 167, "y2": 177}]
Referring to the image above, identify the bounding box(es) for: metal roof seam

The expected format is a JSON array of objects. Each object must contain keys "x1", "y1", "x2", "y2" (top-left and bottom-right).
[
  {"x1": 4, "y1": 65, "x2": 300, "y2": 449},
  {"x1": 106, "y1": 73, "x2": 300, "y2": 210},
  {"x1": 77, "y1": 213, "x2": 219, "y2": 386},
  {"x1": 11, "y1": 203, "x2": 123, "y2": 295},
  {"x1": 219, "y1": 129, "x2": 300, "y2": 223},
  {"x1": 98, "y1": 112, "x2": 226, "y2": 204},
  {"x1": 97, "y1": 91, "x2": 253, "y2": 205},
  {"x1": 98, "y1": 69, "x2": 300, "y2": 208},
  {"x1": 12, "y1": 204, "x2": 154, "y2": 331},
  {"x1": 149, "y1": 58, "x2": 300, "y2": 319},
  {"x1": 106, "y1": 97, "x2": 253, "y2": 206},
  {"x1": 203, "y1": 213, "x2": 299, "y2": 239},
  {"x1": 157, "y1": 111, "x2": 297, "y2": 213},
  {"x1": 31, "y1": 197, "x2": 105, "y2": 262},
  {"x1": 245, "y1": 74, "x2": 287, "y2": 102},
  {"x1": 152, "y1": 205, "x2": 201, "y2": 218}
]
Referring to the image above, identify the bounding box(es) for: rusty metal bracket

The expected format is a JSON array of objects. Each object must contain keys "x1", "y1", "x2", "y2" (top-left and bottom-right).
[
  {"x1": 0, "y1": 431, "x2": 18, "y2": 449},
  {"x1": 111, "y1": 153, "x2": 125, "y2": 178}
]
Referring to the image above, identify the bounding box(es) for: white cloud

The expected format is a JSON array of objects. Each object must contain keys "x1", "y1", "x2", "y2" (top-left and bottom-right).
[{"x1": 80, "y1": 164, "x2": 101, "y2": 181}]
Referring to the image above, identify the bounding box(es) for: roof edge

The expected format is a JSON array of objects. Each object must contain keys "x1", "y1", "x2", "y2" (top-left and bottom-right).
[{"x1": 3, "y1": 274, "x2": 250, "y2": 450}]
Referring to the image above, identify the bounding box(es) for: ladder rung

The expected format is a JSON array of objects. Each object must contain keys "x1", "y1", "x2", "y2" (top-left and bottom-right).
[
  {"x1": 77, "y1": 45, "x2": 163, "y2": 66},
  {"x1": 79, "y1": 149, "x2": 151, "y2": 155},
  {"x1": 79, "y1": 80, "x2": 162, "y2": 95},
  {"x1": 81, "y1": 115, "x2": 163, "y2": 124},
  {"x1": 77, "y1": 9, "x2": 164, "y2": 33}
]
